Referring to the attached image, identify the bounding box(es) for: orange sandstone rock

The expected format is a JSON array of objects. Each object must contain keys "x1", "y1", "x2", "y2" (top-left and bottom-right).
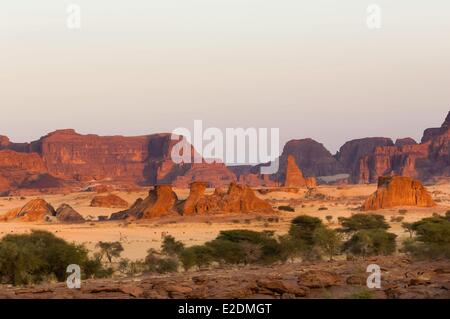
[
  {"x1": 90, "y1": 194, "x2": 129, "y2": 209},
  {"x1": 362, "y1": 176, "x2": 435, "y2": 210}
]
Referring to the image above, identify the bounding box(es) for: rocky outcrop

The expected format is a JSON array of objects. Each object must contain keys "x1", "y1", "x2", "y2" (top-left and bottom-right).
[
  {"x1": 178, "y1": 182, "x2": 274, "y2": 216},
  {"x1": 55, "y1": 204, "x2": 85, "y2": 223},
  {"x1": 362, "y1": 176, "x2": 436, "y2": 210},
  {"x1": 2, "y1": 256, "x2": 449, "y2": 299},
  {"x1": 0, "y1": 199, "x2": 56, "y2": 222},
  {"x1": 112, "y1": 182, "x2": 273, "y2": 220},
  {"x1": 110, "y1": 185, "x2": 179, "y2": 220},
  {"x1": 90, "y1": 194, "x2": 129, "y2": 209},
  {"x1": 283, "y1": 155, "x2": 316, "y2": 188}
]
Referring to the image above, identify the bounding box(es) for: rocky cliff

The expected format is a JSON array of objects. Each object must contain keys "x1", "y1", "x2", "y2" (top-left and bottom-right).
[{"x1": 0, "y1": 130, "x2": 237, "y2": 193}]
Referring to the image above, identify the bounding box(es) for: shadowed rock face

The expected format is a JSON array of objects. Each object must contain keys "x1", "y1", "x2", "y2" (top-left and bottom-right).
[
  {"x1": 0, "y1": 199, "x2": 56, "y2": 222},
  {"x1": 55, "y1": 204, "x2": 85, "y2": 223},
  {"x1": 90, "y1": 194, "x2": 129, "y2": 209},
  {"x1": 362, "y1": 176, "x2": 435, "y2": 211}
]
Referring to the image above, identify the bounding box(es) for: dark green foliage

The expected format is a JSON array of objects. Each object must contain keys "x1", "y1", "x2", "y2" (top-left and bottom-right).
[
  {"x1": 161, "y1": 235, "x2": 185, "y2": 257},
  {"x1": 402, "y1": 216, "x2": 450, "y2": 259},
  {"x1": 343, "y1": 229, "x2": 397, "y2": 257},
  {"x1": 338, "y1": 214, "x2": 389, "y2": 233},
  {"x1": 0, "y1": 230, "x2": 110, "y2": 285},
  {"x1": 313, "y1": 227, "x2": 343, "y2": 261},
  {"x1": 180, "y1": 245, "x2": 215, "y2": 270},
  {"x1": 289, "y1": 215, "x2": 324, "y2": 246},
  {"x1": 144, "y1": 249, "x2": 178, "y2": 274}
]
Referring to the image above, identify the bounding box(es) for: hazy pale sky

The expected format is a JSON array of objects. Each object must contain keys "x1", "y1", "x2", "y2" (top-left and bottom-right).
[{"x1": 1, "y1": 0, "x2": 449, "y2": 153}]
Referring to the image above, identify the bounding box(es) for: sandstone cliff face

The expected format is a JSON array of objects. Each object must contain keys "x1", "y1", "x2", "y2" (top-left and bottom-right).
[
  {"x1": 335, "y1": 137, "x2": 394, "y2": 183},
  {"x1": 350, "y1": 112, "x2": 450, "y2": 183},
  {"x1": 0, "y1": 150, "x2": 47, "y2": 193},
  {"x1": 0, "y1": 130, "x2": 237, "y2": 192},
  {"x1": 362, "y1": 176, "x2": 435, "y2": 210}
]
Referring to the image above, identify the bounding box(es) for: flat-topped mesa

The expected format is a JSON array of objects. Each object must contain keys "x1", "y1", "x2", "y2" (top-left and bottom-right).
[
  {"x1": 362, "y1": 176, "x2": 436, "y2": 211},
  {"x1": 110, "y1": 185, "x2": 179, "y2": 220},
  {"x1": 284, "y1": 155, "x2": 317, "y2": 188}
]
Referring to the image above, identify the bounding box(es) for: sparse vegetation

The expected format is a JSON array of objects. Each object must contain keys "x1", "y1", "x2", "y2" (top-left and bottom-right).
[
  {"x1": 96, "y1": 241, "x2": 124, "y2": 263},
  {"x1": 278, "y1": 205, "x2": 295, "y2": 212},
  {"x1": 0, "y1": 230, "x2": 111, "y2": 285},
  {"x1": 401, "y1": 215, "x2": 450, "y2": 259}
]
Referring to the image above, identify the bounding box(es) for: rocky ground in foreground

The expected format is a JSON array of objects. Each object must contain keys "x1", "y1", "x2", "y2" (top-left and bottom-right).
[{"x1": 1, "y1": 256, "x2": 450, "y2": 299}]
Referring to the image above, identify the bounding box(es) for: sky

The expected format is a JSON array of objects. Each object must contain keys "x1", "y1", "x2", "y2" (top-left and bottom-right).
[{"x1": 1, "y1": 0, "x2": 449, "y2": 155}]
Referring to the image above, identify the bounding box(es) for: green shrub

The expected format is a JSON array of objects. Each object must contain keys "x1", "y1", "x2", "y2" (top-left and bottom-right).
[
  {"x1": 278, "y1": 205, "x2": 295, "y2": 212},
  {"x1": 338, "y1": 214, "x2": 389, "y2": 233},
  {"x1": 313, "y1": 227, "x2": 343, "y2": 261},
  {"x1": 343, "y1": 229, "x2": 397, "y2": 257},
  {"x1": 289, "y1": 215, "x2": 324, "y2": 246},
  {"x1": 144, "y1": 249, "x2": 179, "y2": 274},
  {"x1": 161, "y1": 235, "x2": 184, "y2": 257},
  {"x1": 402, "y1": 216, "x2": 450, "y2": 259},
  {"x1": 0, "y1": 230, "x2": 109, "y2": 285}
]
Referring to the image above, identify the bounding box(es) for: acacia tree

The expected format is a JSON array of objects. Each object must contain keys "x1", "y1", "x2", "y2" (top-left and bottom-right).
[{"x1": 96, "y1": 241, "x2": 124, "y2": 263}]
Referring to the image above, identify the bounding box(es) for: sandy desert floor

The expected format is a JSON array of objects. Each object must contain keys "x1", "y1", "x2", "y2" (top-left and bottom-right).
[{"x1": 0, "y1": 183, "x2": 449, "y2": 260}]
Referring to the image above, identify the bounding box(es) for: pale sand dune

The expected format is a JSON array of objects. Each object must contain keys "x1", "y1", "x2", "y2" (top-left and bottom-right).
[{"x1": 0, "y1": 184, "x2": 449, "y2": 260}]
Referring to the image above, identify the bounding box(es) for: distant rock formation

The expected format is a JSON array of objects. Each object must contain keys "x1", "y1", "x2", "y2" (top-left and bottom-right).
[
  {"x1": 111, "y1": 182, "x2": 274, "y2": 220},
  {"x1": 349, "y1": 112, "x2": 450, "y2": 183},
  {"x1": 178, "y1": 182, "x2": 274, "y2": 216},
  {"x1": 0, "y1": 199, "x2": 56, "y2": 222},
  {"x1": 110, "y1": 185, "x2": 179, "y2": 220},
  {"x1": 284, "y1": 155, "x2": 317, "y2": 188},
  {"x1": 55, "y1": 204, "x2": 85, "y2": 223},
  {"x1": 395, "y1": 138, "x2": 417, "y2": 147},
  {"x1": 335, "y1": 137, "x2": 395, "y2": 183},
  {"x1": 362, "y1": 176, "x2": 435, "y2": 210},
  {"x1": 90, "y1": 194, "x2": 129, "y2": 208},
  {"x1": 0, "y1": 129, "x2": 237, "y2": 193}
]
